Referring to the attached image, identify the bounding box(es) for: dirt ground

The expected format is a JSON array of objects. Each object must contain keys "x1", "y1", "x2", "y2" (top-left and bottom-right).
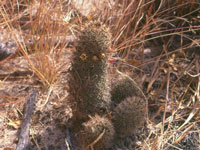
[{"x1": 0, "y1": 0, "x2": 200, "y2": 150}]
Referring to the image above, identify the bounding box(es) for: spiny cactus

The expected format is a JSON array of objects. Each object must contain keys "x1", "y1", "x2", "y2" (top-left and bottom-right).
[
  {"x1": 112, "y1": 96, "x2": 147, "y2": 137},
  {"x1": 81, "y1": 115, "x2": 115, "y2": 150},
  {"x1": 68, "y1": 21, "x2": 111, "y2": 121},
  {"x1": 110, "y1": 76, "x2": 141, "y2": 105},
  {"x1": 68, "y1": 21, "x2": 147, "y2": 148}
]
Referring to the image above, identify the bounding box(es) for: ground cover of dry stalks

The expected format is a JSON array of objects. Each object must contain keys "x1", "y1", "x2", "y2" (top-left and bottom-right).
[{"x1": 0, "y1": 0, "x2": 200, "y2": 150}]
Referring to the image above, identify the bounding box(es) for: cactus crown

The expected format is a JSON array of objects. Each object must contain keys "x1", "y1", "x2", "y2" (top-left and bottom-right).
[
  {"x1": 111, "y1": 76, "x2": 140, "y2": 105},
  {"x1": 76, "y1": 21, "x2": 111, "y2": 56},
  {"x1": 72, "y1": 21, "x2": 111, "y2": 78}
]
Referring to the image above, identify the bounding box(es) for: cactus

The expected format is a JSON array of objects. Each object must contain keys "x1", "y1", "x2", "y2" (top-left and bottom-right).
[
  {"x1": 112, "y1": 96, "x2": 147, "y2": 137},
  {"x1": 110, "y1": 76, "x2": 141, "y2": 105},
  {"x1": 68, "y1": 21, "x2": 147, "y2": 147},
  {"x1": 68, "y1": 21, "x2": 111, "y2": 121},
  {"x1": 81, "y1": 115, "x2": 115, "y2": 150}
]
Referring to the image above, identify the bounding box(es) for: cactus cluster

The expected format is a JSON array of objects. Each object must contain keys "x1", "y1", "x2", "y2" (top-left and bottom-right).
[{"x1": 68, "y1": 21, "x2": 147, "y2": 149}]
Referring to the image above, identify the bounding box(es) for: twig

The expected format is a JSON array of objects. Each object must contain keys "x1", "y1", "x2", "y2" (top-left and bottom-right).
[
  {"x1": 39, "y1": 87, "x2": 52, "y2": 110},
  {"x1": 86, "y1": 129, "x2": 105, "y2": 150},
  {"x1": 65, "y1": 120, "x2": 72, "y2": 150},
  {"x1": 16, "y1": 91, "x2": 37, "y2": 150},
  {"x1": 161, "y1": 68, "x2": 170, "y2": 149}
]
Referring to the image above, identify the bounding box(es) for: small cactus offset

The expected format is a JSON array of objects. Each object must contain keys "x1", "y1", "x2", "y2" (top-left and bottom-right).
[
  {"x1": 81, "y1": 115, "x2": 115, "y2": 150},
  {"x1": 68, "y1": 21, "x2": 111, "y2": 121},
  {"x1": 112, "y1": 96, "x2": 147, "y2": 137},
  {"x1": 110, "y1": 76, "x2": 141, "y2": 105}
]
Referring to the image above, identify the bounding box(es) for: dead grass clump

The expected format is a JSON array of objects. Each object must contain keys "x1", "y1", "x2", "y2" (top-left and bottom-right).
[
  {"x1": 28, "y1": 1, "x2": 68, "y2": 87},
  {"x1": 1, "y1": 0, "x2": 71, "y2": 88},
  {"x1": 101, "y1": 0, "x2": 200, "y2": 59}
]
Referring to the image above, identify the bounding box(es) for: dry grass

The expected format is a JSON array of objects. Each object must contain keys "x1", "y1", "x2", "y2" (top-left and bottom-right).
[
  {"x1": 0, "y1": 0, "x2": 200, "y2": 150},
  {"x1": 101, "y1": 0, "x2": 200, "y2": 149},
  {"x1": 1, "y1": 0, "x2": 72, "y2": 88}
]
